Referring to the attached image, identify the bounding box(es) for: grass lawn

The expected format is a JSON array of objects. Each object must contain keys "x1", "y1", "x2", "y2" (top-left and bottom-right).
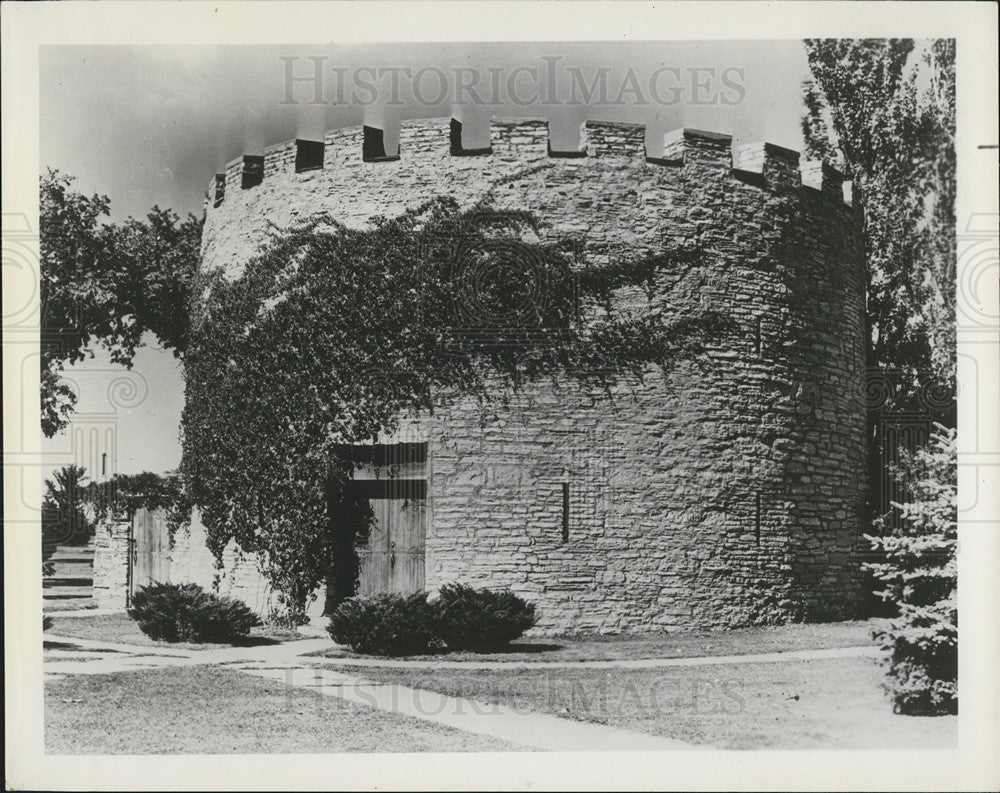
[
  {"x1": 311, "y1": 619, "x2": 880, "y2": 663},
  {"x1": 45, "y1": 665, "x2": 520, "y2": 754},
  {"x1": 325, "y1": 655, "x2": 956, "y2": 750},
  {"x1": 45, "y1": 613, "x2": 307, "y2": 650}
]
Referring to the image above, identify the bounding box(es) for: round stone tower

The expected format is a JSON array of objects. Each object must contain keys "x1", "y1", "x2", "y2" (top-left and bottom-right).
[{"x1": 197, "y1": 117, "x2": 866, "y2": 633}]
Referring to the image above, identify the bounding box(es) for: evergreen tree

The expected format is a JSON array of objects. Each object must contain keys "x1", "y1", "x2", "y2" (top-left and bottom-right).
[
  {"x1": 42, "y1": 465, "x2": 93, "y2": 575},
  {"x1": 865, "y1": 425, "x2": 957, "y2": 715}
]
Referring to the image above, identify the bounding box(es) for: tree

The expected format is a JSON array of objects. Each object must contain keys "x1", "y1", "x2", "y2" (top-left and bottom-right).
[
  {"x1": 39, "y1": 170, "x2": 203, "y2": 437},
  {"x1": 865, "y1": 425, "x2": 957, "y2": 715},
  {"x1": 801, "y1": 39, "x2": 956, "y2": 405},
  {"x1": 42, "y1": 465, "x2": 94, "y2": 575},
  {"x1": 802, "y1": 39, "x2": 957, "y2": 555}
]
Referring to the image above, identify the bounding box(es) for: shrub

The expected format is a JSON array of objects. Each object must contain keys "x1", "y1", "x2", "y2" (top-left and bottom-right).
[
  {"x1": 127, "y1": 582, "x2": 261, "y2": 644},
  {"x1": 434, "y1": 583, "x2": 537, "y2": 652},
  {"x1": 865, "y1": 424, "x2": 957, "y2": 715},
  {"x1": 327, "y1": 593, "x2": 440, "y2": 656}
]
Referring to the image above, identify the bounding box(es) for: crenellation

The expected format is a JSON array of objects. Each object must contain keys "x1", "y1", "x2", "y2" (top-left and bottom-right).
[
  {"x1": 213, "y1": 174, "x2": 225, "y2": 208},
  {"x1": 800, "y1": 159, "x2": 847, "y2": 198},
  {"x1": 208, "y1": 120, "x2": 852, "y2": 213},
  {"x1": 582, "y1": 120, "x2": 646, "y2": 158},
  {"x1": 734, "y1": 142, "x2": 801, "y2": 189},
  {"x1": 295, "y1": 138, "x2": 325, "y2": 173},
  {"x1": 842, "y1": 180, "x2": 857, "y2": 207},
  {"x1": 489, "y1": 117, "x2": 549, "y2": 155},
  {"x1": 362, "y1": 125, "x2": 400, "y2": 162},
  {"x1": 657, "y1": 127, "x2": 734, "y2": 173},
  {"x1": 241, "y1": 154, "x2": 264, "y2": 189}
]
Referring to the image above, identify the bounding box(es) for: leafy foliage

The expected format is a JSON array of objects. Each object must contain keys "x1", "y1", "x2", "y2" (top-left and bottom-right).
[
  {"x1": 434, "y1": 583, "x2": 537, "y2": 651},
  {"x1": 182, "y1": 198, "x2": 733, "y2": 616},
  {"x1": 127, "y1": 582, "x2": 260, "y2": 643},
  {"x1": 865, "y1": 425, "x2": 957, "y2": 715},
  {"x1": 42, "y1": 465, "x2": 94, "y2": 575},
  {"x1": 801, "y1": 39, "x2": 956, "y2": 404},
  {"x1": 265, "y1": 606, "x2": 311, "y2": 630},
  {"x1": 81, "y1": 471, "x2": 191, "y2": 542},
  {"x1": 39, "y1": 169, "x2": 202, "y2": 437},
  {"x1": 327, "y1": 593, "x2": 441, "y2": 656}
]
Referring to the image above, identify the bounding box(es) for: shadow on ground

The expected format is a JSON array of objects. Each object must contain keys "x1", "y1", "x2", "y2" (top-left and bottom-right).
[{"x1": 44, "y1": 641, "x2": 125, "y2": 653}]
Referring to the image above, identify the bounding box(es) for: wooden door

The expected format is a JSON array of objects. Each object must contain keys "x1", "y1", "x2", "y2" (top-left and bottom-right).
[
  {"x1": 351, "y1": 443, "x2": 427, "y2": 597},
  {"x1": 131, "y1": 507, "x2": 170, "y2": 594},
  {"x1": 357, "y1": 496, "x2": 426, "y2": 596}
]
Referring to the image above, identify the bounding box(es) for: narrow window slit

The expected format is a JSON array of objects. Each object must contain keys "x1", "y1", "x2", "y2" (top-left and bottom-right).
[
  {"x1": 755, "y1": 491, "x2": 762, "y2": 546},
  {"x1": 562, "y1": 482, "x2": 570, "y2": 543}
]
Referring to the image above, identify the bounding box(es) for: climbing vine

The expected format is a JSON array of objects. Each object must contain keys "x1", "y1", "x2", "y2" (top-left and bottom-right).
[
  {"x1": 83, "y1": 472, "x2": 191, "y2": 543},
  {"x1": 182, "y1": 197, "x2": 734, "y2": 617}
]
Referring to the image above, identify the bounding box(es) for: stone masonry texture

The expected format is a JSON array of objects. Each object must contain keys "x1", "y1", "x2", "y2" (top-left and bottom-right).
[{"x1": 98, "y1": 118, "x2": 866, "y2": 635}]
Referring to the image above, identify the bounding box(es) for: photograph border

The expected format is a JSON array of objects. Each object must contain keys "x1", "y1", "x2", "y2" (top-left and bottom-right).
[{"x1": 4, "y1": 2, "x2": 998, "y2": 790}]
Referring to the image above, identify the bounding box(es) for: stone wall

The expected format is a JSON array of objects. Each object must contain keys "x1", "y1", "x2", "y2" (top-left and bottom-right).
[
  {"x1": 92, "y1": 515, "x2": 130, "y2": 610},
  {"x1": 190, "y1": 117, "x2": 866, "y2": 634},
  {"x1": 93, "y1": 510, "x2": 326, "y2": 622}
]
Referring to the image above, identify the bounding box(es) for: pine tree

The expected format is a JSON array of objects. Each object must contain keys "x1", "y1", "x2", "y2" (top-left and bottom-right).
[
  {"x1": 42, "y1": 465, "x2": 94, "y2": 576},
  {"x1": 865, "y1": 425, "x2": 957, "y2": 715}
]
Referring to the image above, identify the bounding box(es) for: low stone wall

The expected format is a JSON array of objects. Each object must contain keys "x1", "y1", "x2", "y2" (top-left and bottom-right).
[{"x1": 91, "y1": 508, "x2": 327, "y2": 623}]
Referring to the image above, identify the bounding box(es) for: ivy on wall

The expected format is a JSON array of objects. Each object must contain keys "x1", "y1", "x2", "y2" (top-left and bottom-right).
[
  {"x1": 182, "y1": 197, "x2": 735, "y2": 616},
  {"x1": 84, "y1": 472, "x2": 191, "y2": 543}
]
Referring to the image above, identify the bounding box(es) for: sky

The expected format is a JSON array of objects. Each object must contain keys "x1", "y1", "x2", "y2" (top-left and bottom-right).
[{"x1": 39, "y1": 41, "x2": 811, "y2": 477}]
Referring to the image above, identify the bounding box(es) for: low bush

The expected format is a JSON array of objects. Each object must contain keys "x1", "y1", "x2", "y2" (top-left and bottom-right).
[
  {"x1": 326, "y1": 586, "x2": 538, "y2": 656},
  {"x1": 127, "y1": 582, "x2": 261, "y2": 644},
  {"x1": 434, "y1": 583, "x2": 537, "y2": 652},
  {"x1": 327, "y1": 593, "x2": 440, "y2": 656}
]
